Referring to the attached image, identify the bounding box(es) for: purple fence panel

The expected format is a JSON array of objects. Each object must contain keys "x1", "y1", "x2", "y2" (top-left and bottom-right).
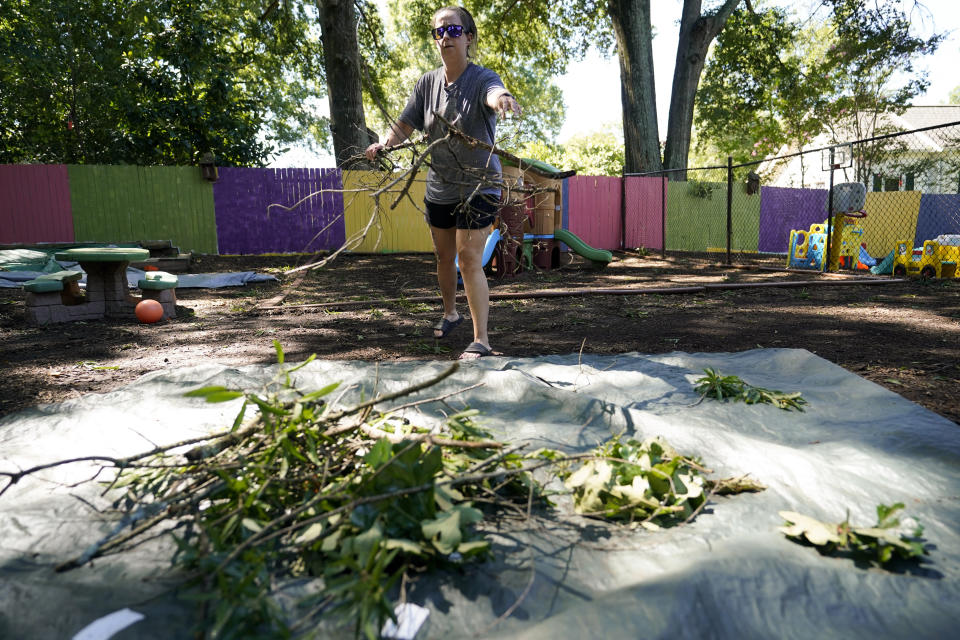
[
  {"x1": 213, "y1": 167, "x2": 345, "y2": 255},
  {"x1": 624, "y1": 176, "x2": 666, "y2": 250},
  {"x1": 566, "y1": 175, "x2": 622, "y2": 250},
  {"x1": 0, "y1": 164, "x2": 74, "y2": 244},
  {"x1": 758, "y1": 186, "x2": 829, "y2": 253},
  {"x1": 914, "y1": 194, "x2": 960, "y2": 245}
]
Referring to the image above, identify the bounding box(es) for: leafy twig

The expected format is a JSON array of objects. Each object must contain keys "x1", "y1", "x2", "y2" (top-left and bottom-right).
[{"x1": 694, "y1": 368, "x2": 808, "y2": 411}]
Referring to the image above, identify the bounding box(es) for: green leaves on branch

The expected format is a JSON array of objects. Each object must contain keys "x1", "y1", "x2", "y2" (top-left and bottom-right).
[
  {"x1": 694, "y1": 368, "x2": 808, "y2": 411},
  {"x1": 563, "y1": 436, "x2": 708, "y2": 526},
  {"x1": 99, "y1": 359, "x2": 539, "y2": 638},
  {"x1": 779, "y1": 503, "x2": 929, "y2": 566}
]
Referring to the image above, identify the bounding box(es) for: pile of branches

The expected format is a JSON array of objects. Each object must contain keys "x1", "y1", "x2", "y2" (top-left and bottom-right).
[
  {"x1": 273, "y1": 113, "x2": 569, "y2": 277},
  {"x1": 1, "y1": 344, "x2": 766, "y2": 638}
]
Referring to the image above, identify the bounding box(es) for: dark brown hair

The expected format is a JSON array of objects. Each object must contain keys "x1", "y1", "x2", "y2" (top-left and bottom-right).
[{"x1": 433, "y1": 6, "x2": 477, "y2": 57}]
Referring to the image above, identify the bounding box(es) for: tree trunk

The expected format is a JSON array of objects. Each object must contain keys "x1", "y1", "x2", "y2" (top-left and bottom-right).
[
  {"x1": 319, "y1": 0, "x2": 372, "y2": 168},
  {"x1": 607, "y1": 0, "x2": 661, "y2": 175},
  {"x1": 662, "y1": 0, "x2": 741, "y2": 177}
]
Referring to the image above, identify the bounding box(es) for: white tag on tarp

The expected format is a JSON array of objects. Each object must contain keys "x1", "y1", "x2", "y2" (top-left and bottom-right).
[
  {"x1": 381, "y1": 602, "x2": 430, "y2": 640},
  {"x1": 72, "y1": 608, "x2": 145, "y2": 640}
]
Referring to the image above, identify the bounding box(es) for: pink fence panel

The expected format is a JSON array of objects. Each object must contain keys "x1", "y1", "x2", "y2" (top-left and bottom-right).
[
  {"x1": 624, "y1": 176, "x2": 666, "y2": 250},
  {"x1": 566, "y1": 175, "x2": 622, "y2": 250},
  {"x1": 0, "y1": 165, "x2": 74, "y2": 244}
]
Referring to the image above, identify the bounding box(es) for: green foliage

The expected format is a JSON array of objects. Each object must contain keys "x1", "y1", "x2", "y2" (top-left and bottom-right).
[
  {"x1": 694, "y1": 368, "x2": 807, "y2": 411},
  {"x1": 686, "y1": 180, "x2": 717, "y2": 199},
  {"x1": 949, "y1": 86, "x2": 960, "y2": 105},
  {"x1": 696, "y1": 5, "x2": 808, "y2": 165},
  {"x1": 517, "y1": 124, "x2": 624, "y2": 176},
  {"x1": 0, "y1": 0, "x2": 327, "y2": 166},
  {"x1": 556, "y1": 126, "x2": 624, "y2": 176},
  {"x1": 695, "y1": 1, "x2": 943, "y2": 170},
  {"x1": 106, "y1": 357, "x2": 539, "y2": 637},
  {"x1": 779, "y1": 503, "x2": 928, "y2": 566},
  {"x1": 562, "y1": 435, "x2": 707, "y2": 525}
]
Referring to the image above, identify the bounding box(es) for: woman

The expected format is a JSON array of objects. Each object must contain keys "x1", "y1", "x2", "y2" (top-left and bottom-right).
[{"x1": 365, "y1": 5, "x2": 521, "y2": 359}]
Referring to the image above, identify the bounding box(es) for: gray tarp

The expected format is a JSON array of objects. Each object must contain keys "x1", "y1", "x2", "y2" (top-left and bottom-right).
[
  {"x1": 1, "y1": 349, "x2": 958, "y2": 639},
  {"x1": 0, "y1": 266, "x2": 276, "y2": 289},
  {"x1": 0, "y1": 248, "x2": 277, "y2": 288}
]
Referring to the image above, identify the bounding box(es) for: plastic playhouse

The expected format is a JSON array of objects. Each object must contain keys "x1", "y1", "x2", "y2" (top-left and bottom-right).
[
  {"x1": 893, "y1": 234, "x2": 960, "y2": 279},
  {"x1": 481, "y1": 158, "x2": 612, "y2": 278},
  {"x1": 786, "y1": 182, "x2": 869, "y2": 271}
]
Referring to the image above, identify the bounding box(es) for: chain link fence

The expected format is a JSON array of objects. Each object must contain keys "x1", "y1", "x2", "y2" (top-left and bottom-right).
[{"x1": 626, "y1": 120, "x2": 960, "y2": 277}]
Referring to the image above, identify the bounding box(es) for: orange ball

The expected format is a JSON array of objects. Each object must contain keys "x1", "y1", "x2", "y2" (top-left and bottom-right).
[{"x1": 135, "y1": 299, "x2": 164, "y2": 324}]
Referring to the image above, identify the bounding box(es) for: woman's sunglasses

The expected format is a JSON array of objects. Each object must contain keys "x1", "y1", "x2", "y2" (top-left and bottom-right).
[{"x1": 430, "y1": 24, "x2": 464, "y2": 40}]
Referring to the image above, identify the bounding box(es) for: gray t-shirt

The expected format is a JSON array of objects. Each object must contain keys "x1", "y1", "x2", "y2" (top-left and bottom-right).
[{"x1": 398, "y1": 63, "x2": 504, "y2": 204}]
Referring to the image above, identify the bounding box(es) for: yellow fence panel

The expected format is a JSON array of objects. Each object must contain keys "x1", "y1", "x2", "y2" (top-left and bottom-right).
[
  {"x1": 342, "y1": 171, "x2": 434, "y2": 253},
  {"x1": 863, "y1": 191, "x2": 922, "y2": 257}
]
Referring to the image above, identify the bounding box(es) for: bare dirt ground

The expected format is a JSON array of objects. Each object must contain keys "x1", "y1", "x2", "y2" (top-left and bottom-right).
[{"x1": 1, "y1": 251, "x2": 958, "y2": 425}]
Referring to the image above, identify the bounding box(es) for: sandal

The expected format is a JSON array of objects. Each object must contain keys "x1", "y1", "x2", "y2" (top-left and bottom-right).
[
  {"x1": 458, "y1": 341, "x2": 494, "y2": 359},
  {"x1": 432, "y1": 315, "x2": 463, "y2": 339}
]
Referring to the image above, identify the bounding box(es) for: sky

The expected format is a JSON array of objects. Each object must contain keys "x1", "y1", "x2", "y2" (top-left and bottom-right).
[
  {"x1": 270, "y1": 0, "x2": 960, "y2": 167},
  {"x1": 555, "y1": 0, "x2": 960, "y2": 142}
]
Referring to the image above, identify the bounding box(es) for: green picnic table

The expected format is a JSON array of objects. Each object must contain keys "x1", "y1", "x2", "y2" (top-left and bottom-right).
[{"x1": 54, "y1": 247, "x2": 151, "y2": 319}]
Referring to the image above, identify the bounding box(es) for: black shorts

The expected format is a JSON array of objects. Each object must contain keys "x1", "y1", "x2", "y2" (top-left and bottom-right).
[{"x1": 425, "y1": 195, "x2": 498, "y2": 230}]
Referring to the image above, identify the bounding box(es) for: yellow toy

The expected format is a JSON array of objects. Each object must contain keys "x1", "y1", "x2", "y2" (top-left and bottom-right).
[
  {"x1": 786, "y1": 223, "x2": 828, "y2": 270},
  {"x1": 893, "y1": 235, "x2": 960, "y2": 279},
  {"x1": 786, "y1": 183, "x2": 867, "y2": 271}
]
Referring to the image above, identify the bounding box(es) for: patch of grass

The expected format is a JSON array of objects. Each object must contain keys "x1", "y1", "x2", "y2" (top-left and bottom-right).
[
  {"x1": 76, "y1": 361, "x2": 119, "y2": 371},
  {"x1": 396, "y1": 297, "x2": 433, "y2": 314},
  {"x1": 409, "y1": 340, "x2": 452, "y2": 355}
]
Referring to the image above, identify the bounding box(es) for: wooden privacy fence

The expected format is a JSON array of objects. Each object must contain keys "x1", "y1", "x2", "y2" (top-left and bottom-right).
[
  {"x1": 1, "y1": 164, "x2": 957, "y2": 257},
  {"x1": 213, "y1": 168, "x2": 344, "y2": 255},
  {"x1": 69, "y1": 165, "x2": 218, "y2": 254},
  {"x1": 0, "y1": 165, "x2": 73, "y2": 245}
]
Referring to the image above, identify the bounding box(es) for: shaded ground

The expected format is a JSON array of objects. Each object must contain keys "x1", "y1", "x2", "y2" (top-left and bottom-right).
[{"x1": 1, "y1": 251, "x2": 958, "y2": 424}]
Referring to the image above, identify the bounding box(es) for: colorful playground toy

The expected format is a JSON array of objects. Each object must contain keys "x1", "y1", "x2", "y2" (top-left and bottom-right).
[
  {"x1": 460, "y1": 157, "x2": 612, "y2": 280},
  {"x1": 893, "y1": 235, "x2": 960, "y2": 279},
  {"x1": 786, "y1": 182, "x2": 868, "y2": 271}
]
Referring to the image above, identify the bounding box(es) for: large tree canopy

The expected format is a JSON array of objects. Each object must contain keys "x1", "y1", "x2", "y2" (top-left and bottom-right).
[
  {"x1": 0, "y1": 0, "x2": 325, "y2": 166},
  {"x1": 695, "y1": 0, "x2": 942, "y2": 172},
  {"x1": 0, "y1": 0, "x2": 944, "y2": 173}
]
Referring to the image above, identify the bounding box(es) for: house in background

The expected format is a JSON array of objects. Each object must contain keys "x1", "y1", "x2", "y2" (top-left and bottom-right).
[{"x1": 765, "y1": 105, "x2": 960, "y2": 194}]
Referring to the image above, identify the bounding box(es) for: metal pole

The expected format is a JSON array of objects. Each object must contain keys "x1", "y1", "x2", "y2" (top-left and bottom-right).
[
  {"x1": 825, "y1": 148, "x2": 836, "y2": 273},
  {"x1": 726, "y1": 156, "x2": 733, "y2": 266},
  {"x1": 661, "y1": 173, "x2": 667, "y2": 258},
  {"x1": 620, "y1": 171, "x2": 627, "y2": 251}
]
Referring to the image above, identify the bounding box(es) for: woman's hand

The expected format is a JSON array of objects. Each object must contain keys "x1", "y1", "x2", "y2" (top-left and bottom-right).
[
  {"x1": 364, "y1": 142, "x2": 385, "y2": 162},
  {"x1": 495, "y1": 92, "x2": 522, "y2": 120}
]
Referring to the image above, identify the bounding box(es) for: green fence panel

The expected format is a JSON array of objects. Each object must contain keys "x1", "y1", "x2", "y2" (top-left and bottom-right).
[
  {"x1": 665, "y1": 181, "x2": 761, "y2": 253},
  {"x1": 68, "y1": 165, "x2": 218, "y2": 254}
]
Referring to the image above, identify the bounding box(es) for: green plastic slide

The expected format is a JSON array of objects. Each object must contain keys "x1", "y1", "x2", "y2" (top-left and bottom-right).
[
  {"x1": 554, "y1": 228, "x2": 613, "y2": 267},
  {"x1": 870, "y1": 249, "x2": 896, "y2": 275}
]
